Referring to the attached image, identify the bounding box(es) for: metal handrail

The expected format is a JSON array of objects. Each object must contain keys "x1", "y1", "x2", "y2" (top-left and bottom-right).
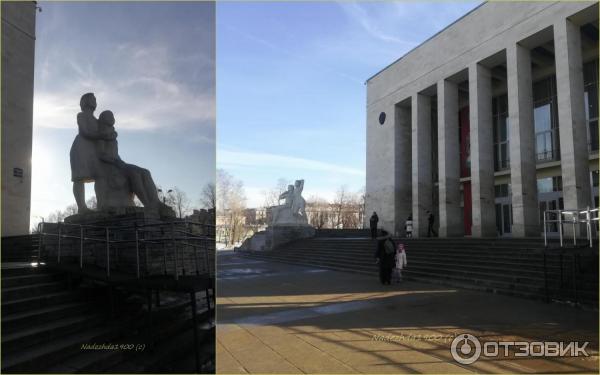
[
  {"x1": 543, "y1": 207, "x2": 598, "y2": 248},
  {"x1": 37, "y1": 219, "x2": 214, "y2": 280}
]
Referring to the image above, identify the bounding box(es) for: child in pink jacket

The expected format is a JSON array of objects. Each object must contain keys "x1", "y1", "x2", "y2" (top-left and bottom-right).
[{"x1": 394, "y1": 243, "x2": 407, "y2": 283}]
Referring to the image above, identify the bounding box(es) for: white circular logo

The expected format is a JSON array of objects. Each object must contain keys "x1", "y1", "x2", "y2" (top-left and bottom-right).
[{"x1": 451, "y1": 334, "x2": 481, "y2": 364}]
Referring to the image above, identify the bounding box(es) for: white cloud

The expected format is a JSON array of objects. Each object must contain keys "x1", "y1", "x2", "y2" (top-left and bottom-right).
[
  {"x1": 34, "y1": 41, "x2": 215, "y2": 133},
  {"x1": 338, "y1": 2, "x2": 417, "y2": 45},
  {"x1": 218, "y1": 148, "x2": 364, "y2": 177}
]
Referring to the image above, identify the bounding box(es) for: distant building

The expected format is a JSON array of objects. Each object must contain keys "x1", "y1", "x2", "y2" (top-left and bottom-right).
[
  {"x1": 366, "y1": 1, "x2": 598, "y2": 238},
  {"x1": 1, "y1": 2, "x2": 37, "y2": 236}
]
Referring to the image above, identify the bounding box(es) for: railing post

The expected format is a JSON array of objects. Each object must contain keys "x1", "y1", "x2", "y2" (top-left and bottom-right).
[
  {"x1": 586, "y1": 207, "x2": 592, "y2": 248},
  {"x1": 105, "y1": 227, "x2": 110, "y2": 278},
  {"x1": 135, "y1": 223, "x2": 140, "y2": 279},
  {"x1": 57, "y1": 222, "x2": 62, "y2": 264},
  {"x1": 162, "y1": 226, "x2": 167, "y2": 275},
  {"x1": 172, "y1": 222, "x2": 178, "y2": 281},
  {"x1": 204, "y1": 238, "x2": 210, "y2": 277},
  {"x1": 37, "y1": 221, "x2": 43, "y2": 266},
  {"x1": 80, "y1": 226, "x2": 84, "y2": 269},
  {"x1": 543, "y1": 250, "x2": 549, "y2": 303},
  {"x1": 572, "y1": 212, "x2": 577, "y2": 246},
  {"x1": 559, "y1": 212, "x2": 563, "y2": 248},
  {"x1": 543, "y1": 211, "x2": 547, "y2": 247}
]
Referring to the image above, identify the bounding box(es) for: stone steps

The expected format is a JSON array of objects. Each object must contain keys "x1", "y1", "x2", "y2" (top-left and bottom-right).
[
  {"x1": 1, "y1": 324, "x2": 120, "y2": 372},
  {"x1": 1, "y1": 314, "x2": 106, "y2": 355},
  {"x1": 2, "y1": 301, "x2": 91, "y2": 334},
  {"x1": 1, "y1": 272, "x2": 63, "y2": 288},
  {"x1": 2, "y1": 235, "x2": 40, "y2": 262},
  {"x1": 2, "y1": 290, "x2": 82, "y2": 315},
  {"x1": 239, "y1": 235, "x2": 598, "y2": 307}
]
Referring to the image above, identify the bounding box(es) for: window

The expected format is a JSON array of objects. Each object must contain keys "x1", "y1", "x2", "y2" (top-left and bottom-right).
[
  {"x1": 533, "y1": 77, "x2": 560, "y2": 162},
  {"x1": 493, "y1": 95, "x2": 510, "y2": 171},
  {"x1": 584, "y1": 60, "x2": 599, "y2": 152},
  {"x1": 537, "y1": 176, "x2": 562, "y2": 194},
  {"x1": 494, "y1": 184, "x2": 510, "y2": 198}
]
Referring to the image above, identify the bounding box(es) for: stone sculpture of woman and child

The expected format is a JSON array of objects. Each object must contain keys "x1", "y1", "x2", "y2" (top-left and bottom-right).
[{"x1": 70, "y1": 92, "x2": 173, "y2": 217}]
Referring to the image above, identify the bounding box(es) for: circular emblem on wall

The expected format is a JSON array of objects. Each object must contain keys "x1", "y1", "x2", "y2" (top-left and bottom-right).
[{"x1": 378, "y1": 112, "x2": 386, "y2": 125}]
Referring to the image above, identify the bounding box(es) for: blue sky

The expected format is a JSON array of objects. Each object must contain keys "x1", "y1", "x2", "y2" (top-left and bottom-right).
[
  {"x1": 31, "y1": 2, "x2": 215, "y2": 224},
  {"x1": 217, "y1": 1, "x2": 480, "y2": 207}
]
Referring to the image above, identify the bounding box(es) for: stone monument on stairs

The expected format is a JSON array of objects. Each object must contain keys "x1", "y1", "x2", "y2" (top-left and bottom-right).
[{"x1": 238, "y1": 179, "x2": 315, "y2": 251}]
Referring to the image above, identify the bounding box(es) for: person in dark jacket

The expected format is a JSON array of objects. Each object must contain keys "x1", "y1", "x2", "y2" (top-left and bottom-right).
[
  {"x1": 427, "y1": 210, "x2": 437, "y2": 237},
  {"x1": 375, "y1": 230, "x2": 396, "y2": 285},
  {"x1": 369, "y1": 212, "x2": 379, "y2": 239}
]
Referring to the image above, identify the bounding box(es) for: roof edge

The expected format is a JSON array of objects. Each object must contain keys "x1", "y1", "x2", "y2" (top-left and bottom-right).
[{"x1": 365, "y1": 0, "x2": 486, "y2": 84}]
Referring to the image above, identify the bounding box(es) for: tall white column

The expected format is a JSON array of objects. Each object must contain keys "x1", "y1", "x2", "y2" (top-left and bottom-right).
[
  {"x1": 555, "y1": 18, "x2": 591, "y2": 217},
  {"x1": 437, "y1": 80, "x2": 462, "y2": 237},
  {"x1": 412, "y1": 94, "x2": 432, "y2": 237},
  {"x1": 395, "y1": 105, "x2": 412, "y2": 236},
  {"x1": 507, "y1": 43, "x2": 539, "y2": 237},
  {"x1": 469, "y1": 64, "x2": 496, "y2": 237}
]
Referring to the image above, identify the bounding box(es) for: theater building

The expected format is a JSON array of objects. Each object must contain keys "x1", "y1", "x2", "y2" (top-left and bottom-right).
[{"x1": 365, "y1": 1, "x2": 598, "y2": 238}]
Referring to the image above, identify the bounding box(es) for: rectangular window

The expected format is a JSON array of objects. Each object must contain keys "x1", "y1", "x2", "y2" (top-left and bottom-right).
[
  {"x1": 492, "y1": 95, "x2": 510, "y2": 170},
  {"x1": 494, "y1": 184, "x2": 510, "y2": 198},
  {"x1": 537, "y1": 176, "x2": 562, "y2": 194},
  {"x1": 537, "y1": 177, "x2": 553, "y2": 194},
  {"x1": 533, "y1": 76, "x2": 559, "y2": 163},
  {"x1": 584, "y1": 59, "x2": 599, "y2": 152}
]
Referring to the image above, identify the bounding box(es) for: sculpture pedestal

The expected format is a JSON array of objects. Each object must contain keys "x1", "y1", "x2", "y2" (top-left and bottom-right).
[{"x1": 237, "y1": 224, "x2": 315, "y2": 252}]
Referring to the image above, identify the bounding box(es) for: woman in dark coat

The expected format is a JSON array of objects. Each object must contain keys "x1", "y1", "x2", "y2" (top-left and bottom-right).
[{"x1": 375, "y1": 230, "x2": 396, "y2": 285}]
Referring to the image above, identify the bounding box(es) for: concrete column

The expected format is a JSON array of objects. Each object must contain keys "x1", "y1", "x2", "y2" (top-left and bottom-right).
[
  {"x1": 437, "y1": 80, "x2": 462, "y2": 237},
  {"x1": 412, "y1": 93, "x2": 432, "y2": 237},
  {"x1": 555, "y1": 18, "x2": 591, "y2": 217},
  {"x1": 507, "y1": 43, "x2": 539, "y2": 237},
  {"x1": 469, "y1": 64, "x2": 496, "y2": 237},
  {"x1": 365, "y1": 104, "x2": 397, "y2": 233},
  {"x1": 394, "y1": 105, "x2": 412, "y2": 236}
]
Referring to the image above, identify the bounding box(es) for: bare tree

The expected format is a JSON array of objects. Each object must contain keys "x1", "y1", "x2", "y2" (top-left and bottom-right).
[
  {"x1": 358, "y1": 186, "x2": 366, "y2": 229},
  {"x1": 47, "y1": 204, "x2": 78, "y2": 223},
  {"x1": 217, "y1": 169, "x2": 247, "y2": 246},
  {"x1": 86, "y1": 196, "x2": 97, "y2": 209},
  {"x1": 262, "y1": 178, "x2": 290, "y2": 208},
  {"x1": 200, "y1": 182, "x2": 216, "y2": 211},
  {"x1": 332, "y1": 185, "x2": 349, "y2": 228},
  {"x1": 306, "y1": 195, "x2": 330, "y2": 229},
  {"x1": 166, "y1": 187, "x2": 191, "y2": 218}
]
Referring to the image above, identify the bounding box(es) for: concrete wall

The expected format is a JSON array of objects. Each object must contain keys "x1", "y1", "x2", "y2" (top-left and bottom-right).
[
  {"x1": 366, "y1": 1, "x2": 597, "y2": 235},
  {"x1": 1, "y1": 2, "x2": 36, "y2": 236}
]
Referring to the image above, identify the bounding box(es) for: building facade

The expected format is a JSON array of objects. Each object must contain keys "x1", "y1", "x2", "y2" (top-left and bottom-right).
[
  {"x1": 1, "y1": 2, "x2": 37, "y2": 236},
  {"x1": 366, "y1": 1, "x2": 598, "y2": 238}
]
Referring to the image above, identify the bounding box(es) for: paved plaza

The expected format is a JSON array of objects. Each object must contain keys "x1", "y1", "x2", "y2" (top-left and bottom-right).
[{"x1": 217, "y1": 251, "x2": 599, "y2": 374}]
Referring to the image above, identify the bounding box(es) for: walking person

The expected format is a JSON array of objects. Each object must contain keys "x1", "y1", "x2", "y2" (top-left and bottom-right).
[
  {"x1": 369, "y1": 211, "x2": 379, "y2": 239},
  {"x1": 394, "y1": 243, "x2": 407, "y2": 283},
  {"x1": 426, "y1": 210, "x2": 437, "y2": 237},
  {"x1": 405, "y1": 215, "x2": 413, "y2": 238},
  {"x1": 375, "y1": 230, "x2": 396, "y2": 285}
]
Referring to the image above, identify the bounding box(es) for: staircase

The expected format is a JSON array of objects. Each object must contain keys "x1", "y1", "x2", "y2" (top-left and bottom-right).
[
  {"x1": 1, "y1": 266, "x2": 117, "y2": 372},
  {"x1": 239, "y1": 236, "x2": 599, "y2": 308},
  {"x1": 2, "y1": 235, "x2": 40, "y2": 263},
  {"x1": 1, "y1": 264, "x2": 214, "y2": 373}
]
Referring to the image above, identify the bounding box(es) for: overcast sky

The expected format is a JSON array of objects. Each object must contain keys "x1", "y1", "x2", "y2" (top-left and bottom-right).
[
  {"x1": 217, "y1": 1, "x2": 480, "y2": 207},
  {"x1": 31, "y1": 2, "x2": 215, "y2": 225}
]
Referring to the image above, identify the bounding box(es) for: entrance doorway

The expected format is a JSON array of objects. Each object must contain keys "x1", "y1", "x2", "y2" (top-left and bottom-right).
[
  {"x1": 495, "y1": 202, "x2": 512, "y2": 236},
  {"x1": 494, "y1": 184, "x2": 512, "y2": 236},
  {"x1": 463, "y1": 182, "x2": 472, "y2": 236},
  {"x1": 539, "y1": 193, "x2": 563, "y2": 234}
]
